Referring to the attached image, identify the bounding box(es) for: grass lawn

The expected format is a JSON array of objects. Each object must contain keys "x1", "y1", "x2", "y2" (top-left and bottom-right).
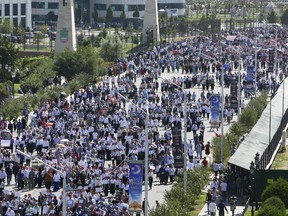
[
  {"x1": 189, "y1": 192, "x2": 207, "y2": 216},
  {"x1": 14, "y1": 83, "x2": 22, "y2": 95},
  {"x1": 271, "y1": 151, "x2": 287, "y2": 169},
  {"x1": 245, "y1": 209, "x2": 259, "y2": 216}
]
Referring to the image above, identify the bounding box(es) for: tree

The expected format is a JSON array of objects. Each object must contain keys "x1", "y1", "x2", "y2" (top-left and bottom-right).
[
  {"x1": 133, "y1": 6, "x2": 140, "y2": 18},
  {"x1": 178, "y1": 17, "x2": 189, "y2": 36},
  {"x1": 99, "y1": 34, "x2": 124, "y2": 61},
  {"x1": 198, "y1": 15, "x2": 209, "y2": 32},
  {"x1": 106, "y1": 5, "x2": 114, "y2": 24},
  {"x1": 16, "y1": 25, "x2": 26, "y2": 44},
  {"x1": 267, "y1": 9, "x2": 278, "y2": 23},
  {"x1": 92, "y1": 11, "x2": 99, "y2": 23},
  {"x1": 258, "y1": 196, "x2": 286, "y2": 216},
  {"x1": 229, "y1": 122, "x2": 245, "y2": 145},
  {"x1": 1, "y1": 18, "x2": 13, "y2": 34},
  {"x1": 0, "y1": 83, "x2": 9, "y2": 100},
  {"x1": 19, "y1": 57, "x2": 56, "y2": 93},
  {"x1": 120, "y1": 9, "x2": 126, "y2": 27},
  {"x1": 46, "y1": 11, "x2": 57, "y2": 24},
  {"x1": 150, "y1": 169, "x2": 210, "y2": 215},
  {"x1": 261, "y1": 178, "x2": 288, "y2": 208},
  {"x1": 0, "y1": 35, "x2": 19, "y2": 82},
  {"x1": 281, "y1": 9, "x2": 288, "y2": 25},
  {"x1": 54, "y1": 47, "x2": 104, "y2": 82}
]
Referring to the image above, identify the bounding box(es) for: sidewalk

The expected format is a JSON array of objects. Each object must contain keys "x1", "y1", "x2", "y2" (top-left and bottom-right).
[{"x1": 198, "y1": 198, "x2": 247, "y2": 216}]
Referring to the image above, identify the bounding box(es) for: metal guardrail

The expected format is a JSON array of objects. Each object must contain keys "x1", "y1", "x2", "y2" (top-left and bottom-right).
[{"x1": 242, "y1": 198, "x2": 250, "y2": 216}]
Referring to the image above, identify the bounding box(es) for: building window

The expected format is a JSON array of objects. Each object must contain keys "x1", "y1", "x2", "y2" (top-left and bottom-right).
[
  {"x1": 5, "y1": 4, "x2": 9, "y2": 16},
  {"x1": 20, "y1": 17, "x2": 26, "y2": 28},
  {"x1": 111, "y1": 5, "x2": 124, "y2": 11},
  {"x1": 32, "y1": 15, "x2": 46, "y2": 25},
  {"x1": 0, "y1": 5, "x2": 2, "y2": 17},
  {"x1": 127, "y1": 5, "x2": 145, "y2": 12},
  {"x1": 158, "y1": 3, "x2": 185, "y2": 10},
  {"x1": 13, "y1": 18, "x2": 18, "y2": 27},
  {"x1": 13, "y1": 4, "x2": 18, "y2": 16},
  {"x1": 48, "y1": 3, "x2": 58, "y2": 9},
  {"x1": 94, "y1": 4, "x2": 106, "y2": 11},
  {"x1": 21, "y1": 4, "x2": 26, "y2": 16},
  {"x1": 31, "y1": 2, "x2": 45, "y2": 9}
]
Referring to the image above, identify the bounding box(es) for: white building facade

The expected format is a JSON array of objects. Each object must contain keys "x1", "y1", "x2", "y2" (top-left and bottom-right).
[
  {"x1": 94, "y1": 0, "x2": 185, "y2": 21},
  {"x1": 29, "y1": 0, "x2": 185, "y2": 26},
  {"x1": 0, "y1": 0, "x2": 32, "y2": 30}
]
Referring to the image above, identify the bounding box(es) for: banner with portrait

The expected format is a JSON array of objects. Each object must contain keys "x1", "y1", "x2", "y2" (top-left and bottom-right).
[
  {"x1": 129, "y1": 161, "x2": 143, "y2": 212},
  {"x1": 172, "y1": 127, "x2": 183, "y2": 168},
  {"x1": 246, "y1": 65, "x2": 255, "y2": 82},
  {"x1": 210, "y1": 94, "x2": 220, "y2": 128},
  {"x1": 230, "y1": 81, "x2": 238, "y2": 110}
]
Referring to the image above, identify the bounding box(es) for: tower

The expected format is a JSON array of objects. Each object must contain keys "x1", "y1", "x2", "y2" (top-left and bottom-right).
[
  {"x1": 55, "y1": 0, "x2": 77, "y2": 53},
  {"x1": 142, "y1": 0, "x2": 160, "y2": 45}
]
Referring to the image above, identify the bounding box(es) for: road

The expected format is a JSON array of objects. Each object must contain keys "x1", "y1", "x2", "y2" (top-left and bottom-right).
[{"x1": 6, "y1": 67, "x2": 248, "y2": 215}]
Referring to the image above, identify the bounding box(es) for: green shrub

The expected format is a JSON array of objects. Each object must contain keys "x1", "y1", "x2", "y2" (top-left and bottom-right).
[
  {"x1": 240, "y1": 107, "x2": 257, "y2": 128},
  {"x1": 261, "y1": 196, "x2": 285, "y2": 212},
  {"x1": 149, "y1": 169, "x2": 209, "y2": 216},
  {"x1": 258, "y1": 196, "x2": 286, "y2": 216},
  {"x1": 258, "y1": 205, "x2": 285, "y2": 216},
  {"x1": 261, "y1": 178, "x2": 288, "y2": 208}
]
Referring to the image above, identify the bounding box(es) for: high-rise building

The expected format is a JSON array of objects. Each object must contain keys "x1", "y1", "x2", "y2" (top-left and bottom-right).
[{"x1": 0, "y1": 0, "x2": 32, "y2": 30}]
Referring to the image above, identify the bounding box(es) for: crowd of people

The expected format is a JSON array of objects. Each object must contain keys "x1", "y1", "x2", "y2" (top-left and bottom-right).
[{"x1": 0, "y1": 26, "x2": 287, "y2": 216}]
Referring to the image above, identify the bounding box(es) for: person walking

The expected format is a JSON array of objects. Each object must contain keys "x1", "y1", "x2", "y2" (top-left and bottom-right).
[
  {"x1": 220, "y1": 179, "x2": 228, "y2": 203},
  {"x1": 209, "y1": 199, "x2": 217, "y2": 216},
  {"x1": 206, "y1": 189, "x2": 212, "y2": 214},
  {"x1": 217, "y1": 199, "x2": 228, "y2": 216},
  {"x1": 28, "y1": 168, "x2": 36, "y2": 190},
  {"x1": 148, "y1": 169, "x2": 153, "y2": 189}
]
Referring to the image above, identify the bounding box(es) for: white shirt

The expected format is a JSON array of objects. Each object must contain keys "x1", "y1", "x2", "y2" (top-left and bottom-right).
[
  {"x1": 220, "y1": 181, "x2": 228, "y2": 192},
  {"x1": 209, "y1": 202, "x2": 217, "y2": 213},
  {"x1": 53, "y1": 173, "x2": 61, "y2": 182}
]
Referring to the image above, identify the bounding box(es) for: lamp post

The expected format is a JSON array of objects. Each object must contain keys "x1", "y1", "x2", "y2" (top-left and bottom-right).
[
  {"x1": 220, "y1": 42, "x2": 242, "y2": 121},
  {"x1": 253, "y1": 47, "x2": 262, "y2": 98},
  {"x1": 11, "y1": 68, "x2": 17, "y2": 99},
  {"x1": 198, "y1": 52, "x2": 225, "y2": 162},
  {"x1": 115, "y1": 39, "x2": 118, "y2": 59},
  {"x1": 250, "y1": 161, "x2": 255, "y2": 216},
  {"x1": 16, "y1": 149, "x2": 67, "y2": 216},
  {"x1": 269, "y1": 94, "x2": 272, "y2": 145},
  {"x1": 254, "y1": 152, "x2": 260, "y2": 210},
  {"x1": 117, "y1": 93, "x2": 149, "y2": 216},
  {"x1": 159, "y1": 77, "x2": 188, "y2": 193}
]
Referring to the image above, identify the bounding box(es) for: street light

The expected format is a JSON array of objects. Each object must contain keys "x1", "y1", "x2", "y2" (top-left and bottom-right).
[
  {"x1": 115, "y1": 39, "x2": 118, "y2": 59},
  {"x1": 117, "y1": 93, "x2": 149, "y2": 216},
  {"x1": 254, "y1": 152, "x2": 260, "y2": 170},
  {"x1": 220, "y1": 41, "x2": 242, "y2": 121},
  {"x1": 250, "y1": 161, "x2": 255, "y2": 216},
  {"x1": 158, "y1": 76, "x2": 188, "y2": 193},
  {"x1": 198, "y1": 52, "x2": 225, "y2": 163},
  {"x1": 16, "y1": 150, "x2": 67, "y2": 216}
]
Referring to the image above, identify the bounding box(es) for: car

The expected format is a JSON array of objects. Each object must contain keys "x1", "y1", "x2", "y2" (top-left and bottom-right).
[{"x1": 0, "y1": 130, "x2": 12, "y2": 148}]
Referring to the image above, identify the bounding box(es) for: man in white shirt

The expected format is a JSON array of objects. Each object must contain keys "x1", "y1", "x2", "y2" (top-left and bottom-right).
[
  {"x1": 53, "y1": 172, "x2": 61, "y2": 192},
  {"x1": 209, "y1": 199, "x2": 217, "y2": 216},
  {"x1": 5, "y1": 208, "x2": 15, "y2": 216},
  {"x1": 220, "y1": 179, "x2": 228, "y2": 202}
]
